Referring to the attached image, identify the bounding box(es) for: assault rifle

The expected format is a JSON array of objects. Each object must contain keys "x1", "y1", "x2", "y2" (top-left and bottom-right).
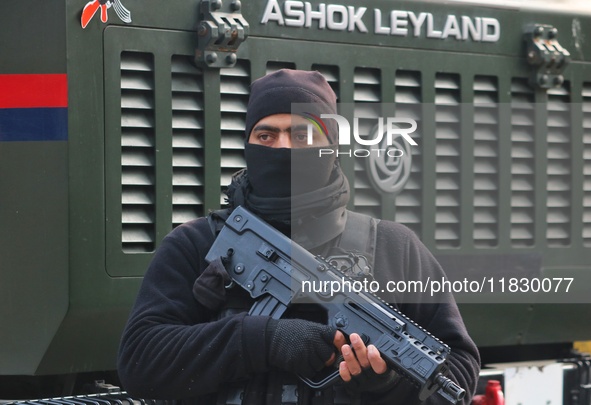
[{"x1": 205, "y1": 206, "x2": 465, "y2": 404}]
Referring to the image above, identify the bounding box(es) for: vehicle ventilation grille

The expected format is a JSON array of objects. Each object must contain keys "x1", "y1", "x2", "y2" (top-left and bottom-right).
[
  {"x1": 120, "y1": 51, "x2": 156, "y2": 253},
  {"x1": 510, "y1": 78, "x2": 535, "y2": 247},
  {"x1": 546, "y1": 83, "x2": 572, "y2": 246},
  {"x1": 266, "y1": 61, "x2": 296, "y2": 74},
  {"x1": 583, "y1": 82, "x2": 591, "y2": 247},
  {"x1": 353, "y1": 67, "x2": 381, "y2": 217},
  {"x1": 171, "y1": 55, "x2": 205, "y2": 227},
  {"x1": 434, "y1": 73, "x2": 461, "y2": 248},
  {"x1": 220, "y1": 60, "x2": 250, "y2": 203},
  {"x1": 473, "y1": 76, "x2": 500, "y2": 247},
  {"x1": 312, "y1": 64, "x2": 340, "y2": 100},
  {"x1": 394, "y1": 69, "x2": 422, "y2": 238},
  {"x1": 353, "y1": 67, "x2": 381, "y2": 103}
]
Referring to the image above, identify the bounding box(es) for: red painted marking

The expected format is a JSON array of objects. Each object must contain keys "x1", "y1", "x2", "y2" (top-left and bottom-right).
[
  {"x1": 0, "y1": 74, "x2": 68, "y2": 108},
  {"x1": 81, "y1": 0, "x2": 100, "y2": 28}
]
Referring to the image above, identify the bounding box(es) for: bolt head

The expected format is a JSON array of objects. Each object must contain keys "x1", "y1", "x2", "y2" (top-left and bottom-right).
[
  {"x1": 206, "y1": 52, "x2": 218, "y2": 64},
  {"x1": 539, "y1": 74, "x2": 549, "y2": 85},
  {"x1": 527, "y1": 50, "x2": 536, "y2": 61},
  {"x1": 198, "y1": 23, "x2": 209, "y2": 36},
  {"x1": 226, "y1": 53, "x2": 237, "y2": 65}
]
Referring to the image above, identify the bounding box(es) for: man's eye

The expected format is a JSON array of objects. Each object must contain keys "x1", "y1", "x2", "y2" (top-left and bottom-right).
[{"x1": 293, "y1": 133, "x2": 308, "y2": 143}]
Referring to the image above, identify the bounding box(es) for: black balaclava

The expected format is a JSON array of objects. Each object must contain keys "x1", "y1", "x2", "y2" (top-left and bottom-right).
[
  {"x1": 244, "y1": 69, "x2": 338, "y2": 142},
  {"x1": 244, "y1": 69, "x2": 339, "y2": 197},
  {"x1": 226, "y1": 69, "x2": 350, "y2": 250}
]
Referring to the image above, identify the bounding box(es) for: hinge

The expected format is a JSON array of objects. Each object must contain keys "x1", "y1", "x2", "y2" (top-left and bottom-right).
[
  {"x1": 195, "y1": 0, "x2": 249, "y2": 68},
  {"x1": 524, "y1": 24, "x2": 571, "y2": 89}
]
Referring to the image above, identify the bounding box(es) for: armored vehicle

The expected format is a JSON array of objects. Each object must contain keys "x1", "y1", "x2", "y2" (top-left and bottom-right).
[{"x1": 1, "y1": 0, "x2": 591, "y2": 402}]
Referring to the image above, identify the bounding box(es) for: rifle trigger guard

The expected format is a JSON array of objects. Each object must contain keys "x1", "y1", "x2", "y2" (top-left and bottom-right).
[{"x1": 299, "y1": 369, "x2": 342, "y2": 390}]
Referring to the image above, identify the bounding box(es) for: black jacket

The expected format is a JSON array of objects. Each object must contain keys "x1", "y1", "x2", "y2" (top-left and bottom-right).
[{"x1": 117, "y1": 215, "x2": 480, "y2": 404}]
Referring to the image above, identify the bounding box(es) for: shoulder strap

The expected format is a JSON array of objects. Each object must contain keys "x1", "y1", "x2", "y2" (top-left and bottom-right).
[
  {"x1": 339, "y1": 211, "x2": 380, "y2": 258},
  {"x1": 206, "y1": 208, "x2": 231, "y2": 237},
  {"x1": 334, "y1": 210, "x2": 380, "y2": 278}
]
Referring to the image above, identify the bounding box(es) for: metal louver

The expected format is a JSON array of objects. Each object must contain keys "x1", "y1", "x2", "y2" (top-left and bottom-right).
[
  {"x1": 171, "y1": 55, "x2": 205, "y2": 227},
  {"x1": 120, "y1": 51, "x2": 156, "y2": 253},
  {"x1": 352, "y1": 67, "x2": 382, "y2": 217},
  {"x1": 266, "y1": 61, "x2": 296, "y2": 74},
  {"x1": 312, "y1": 64, "x2": 340, "y2": 99},
  {"x1": 394, "y1": 70, "x2": 422, "y2": 237},
  {"x1": 510, "y1": 78, "x2": 535, "y2": 247},
  {"x1": 473, "y1": 76, "x2": 500, "y2": 247},
  {"x1": 220, "y1": 60, "x2": 250, "y2": 201},
  {"x1": 546, "y1": 83, "x2": 572, "y2": 246},
  {"x1": 434, "y1": 73, "x2": 461, "y2": 248},
  {"x1": 584, "y1": 83, "x2": 591, "y2": 246}
]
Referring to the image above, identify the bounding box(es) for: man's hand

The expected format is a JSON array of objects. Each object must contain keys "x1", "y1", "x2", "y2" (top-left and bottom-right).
[
  {"x1": 267, "y1": 318, "x2": 336, "y2": 377},
  {"x1": 334, "y1": 332, "x2": 388, "y2": 382}
]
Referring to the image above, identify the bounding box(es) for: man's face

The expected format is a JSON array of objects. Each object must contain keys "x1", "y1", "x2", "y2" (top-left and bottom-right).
[{"x1": 248, "y1": 114, "x2": 330, "y2": 148}]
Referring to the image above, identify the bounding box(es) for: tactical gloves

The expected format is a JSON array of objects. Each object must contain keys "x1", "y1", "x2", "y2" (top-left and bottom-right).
[{"x1": 266, "y1": 318, "x2": 336, "y2": 377}]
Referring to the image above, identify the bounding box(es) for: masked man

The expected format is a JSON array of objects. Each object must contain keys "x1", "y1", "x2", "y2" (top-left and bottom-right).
[{"x1": 118, "y1": 69, "x2": 480, "y2": 404}]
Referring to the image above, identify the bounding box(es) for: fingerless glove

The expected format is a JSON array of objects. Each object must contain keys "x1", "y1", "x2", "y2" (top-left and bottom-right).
[{"x1": 266, "y1": 318, "x2": 336, "y2": 377}]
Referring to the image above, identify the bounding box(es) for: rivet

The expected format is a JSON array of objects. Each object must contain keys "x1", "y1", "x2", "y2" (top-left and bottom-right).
[
  {"x1": 226, "y1": 54, "x2": 237, "y2": 65},
  {"x1": 206, "y1": 52, "x2": 218, "y2": 64}
]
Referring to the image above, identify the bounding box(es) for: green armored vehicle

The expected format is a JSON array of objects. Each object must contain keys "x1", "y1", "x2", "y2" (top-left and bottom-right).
[{"x1": 1, "y1": 0, "x2": 591, "y2": 402}]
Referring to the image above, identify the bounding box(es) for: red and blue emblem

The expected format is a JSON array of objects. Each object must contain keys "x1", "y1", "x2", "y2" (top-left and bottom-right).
[
  {"x1": 0, "y1": 74, "x2": 68, "y2": 142},
  {"x1": 81, "y1": 0, "x2": 132, "y2": 29}
]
